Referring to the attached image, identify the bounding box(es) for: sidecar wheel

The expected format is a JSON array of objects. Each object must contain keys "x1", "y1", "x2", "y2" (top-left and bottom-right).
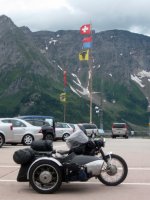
[
  {"x1": 29, "y1": 160, "x2": 62, "y2": 194},
  {"x1": 98, "y1": 154, "x2": 128, "y2": 186}
]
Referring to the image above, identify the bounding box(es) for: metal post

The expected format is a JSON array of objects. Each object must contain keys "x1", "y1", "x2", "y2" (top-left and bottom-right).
[
  {"x1": 64, "y1": 102, "x2": 66, "y2": 122},
  {"x1": 100, "y1": 93, "x2": 103, "y2": 129},
  {"x1": 89, "y1": 65, "x2": 93, "y2": 124}
]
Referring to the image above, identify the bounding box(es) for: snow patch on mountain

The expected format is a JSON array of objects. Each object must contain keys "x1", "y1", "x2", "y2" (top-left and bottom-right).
[
  {"x1": 138, "y1": 70, "x2": 150, "y2": 79},
  {"x1": 131, "y1": 70, "x2": 150, "y2": 87},
  {"x1": 131, "y1": 74, "x2": 145, "y2": 87},
  {"x1": 70, "y1": 73, "x2": 90, "y2": 96}
]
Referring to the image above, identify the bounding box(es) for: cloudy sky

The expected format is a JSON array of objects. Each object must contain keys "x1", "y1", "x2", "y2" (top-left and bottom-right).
[{"x1": 0, "y1": 0, "x2": 150, "y2": 36}]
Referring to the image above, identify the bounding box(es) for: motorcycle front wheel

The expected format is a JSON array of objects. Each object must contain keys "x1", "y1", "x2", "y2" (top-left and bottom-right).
[
  {"x1": 98, "y1": 154, "x2": 128, "y2": 186},
  {"x1": 29, "y1": 160, "x2": 62, "y2": 194}
]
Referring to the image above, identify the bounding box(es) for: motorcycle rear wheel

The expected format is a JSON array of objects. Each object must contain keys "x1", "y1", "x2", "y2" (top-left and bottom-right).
[
  {"x1": 29, "y1": 160, "x2": 62, "y2": 194},
  {"x1": 98, "y1": 154, "x2": 128, "y2": 186}
]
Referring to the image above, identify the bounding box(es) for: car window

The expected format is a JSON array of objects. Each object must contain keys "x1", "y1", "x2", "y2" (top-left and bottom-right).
[
  {"x1": 45, "y1": 119, "x2": 53, "y2": 126},
  {"x1": 33, "y1": 120, "x2": 44, "y2": 126},
  {"x1": 56, "y1": 123, "x2": 63, "y2": 128},
  {"x1": 82, "y1": 124, "x2": 97, "y2": 129},
  {"x1": 1, "y1": 119, "x2": 11, "y2": 123},
  {"x1": 62, "y1": 123, "x2": 70, "y2": 128},
  {"x1": 11, "y1": 119, "x2": 26, "y2": 127},
  {"x1": 56, "y1": 123, "x2": 71, "y2": 128},
  {"x1": 112, "y1": 123, "x2": 126, "y2": 128}
]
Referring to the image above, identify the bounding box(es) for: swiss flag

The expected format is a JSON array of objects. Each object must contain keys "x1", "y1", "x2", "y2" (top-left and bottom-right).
[{"x1": 80, "y1": 24, "x2": 91, "y2": 35}]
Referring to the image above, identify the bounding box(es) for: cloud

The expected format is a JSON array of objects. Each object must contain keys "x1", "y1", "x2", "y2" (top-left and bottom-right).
[{"x1": 0, "y1": 0, "x2": 150, "y2": 35}]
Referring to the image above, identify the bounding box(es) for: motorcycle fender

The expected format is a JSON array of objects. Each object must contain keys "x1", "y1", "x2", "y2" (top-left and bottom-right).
[
  {"x1": 105, "y1": 152, "x2": 112, "y2": 157},
  {"x1": 27, "y1": 157, "x2": 62, "y2": 180}
]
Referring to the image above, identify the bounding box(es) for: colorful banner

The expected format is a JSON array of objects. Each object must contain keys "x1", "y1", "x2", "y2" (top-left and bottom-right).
[
  {"x1": 60, "y1": 93, "x2": 66, "y2": 102},
  {"x1": 79, "y1": 49, "x2": 89, "y2": 61},
  {"x1": 82, "y1": 36, "x2": 92, "y2": 43},
  {"x1": 82, "y1": 42, "x2": 92, "y2": 49},
  {"x1": 64, "y1": 70, "x2": 67, "y2": 88}
]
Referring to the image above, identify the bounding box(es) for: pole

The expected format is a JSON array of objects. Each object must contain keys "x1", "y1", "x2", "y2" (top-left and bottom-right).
[
  {"x1": 100, "y1": 93, "x2": 103, "y2": 129},
  {"x1": 89, "y1": 59, "x2": 93, "y2": 124},
  {"x1": 63, "y1": 70, "x2": 67, "y2": 122},
  {"x1": 64, "y1": 102, "x2": 66, "y2": 122},
  {"x1": 89, "y1": 23, "x2": 93, "y2": 124}
]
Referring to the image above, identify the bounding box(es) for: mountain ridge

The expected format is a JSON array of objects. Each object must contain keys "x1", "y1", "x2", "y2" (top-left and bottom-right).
[{"x1": 0, "y1": 15, "x2": 149, "y2": 129}]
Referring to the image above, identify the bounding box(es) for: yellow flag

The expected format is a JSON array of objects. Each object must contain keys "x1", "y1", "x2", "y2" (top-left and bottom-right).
[
  {"x1": 79, "y1": 50, "x2": 89, "y2": 61},
  {"x1": 60, "y1": 93, "x2": 66, "y2": 102}
]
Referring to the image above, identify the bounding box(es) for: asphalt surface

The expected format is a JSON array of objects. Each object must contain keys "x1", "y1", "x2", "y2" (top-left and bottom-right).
[{"x1": 0, "y1": 138, "x2": 150, "y2": 200}]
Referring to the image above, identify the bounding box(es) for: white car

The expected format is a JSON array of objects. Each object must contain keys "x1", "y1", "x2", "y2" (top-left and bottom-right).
[
  {"x1": 0, "y1": 118, "x2": 43, "y2": 146},
  {"x1": 55, "y1": 122, "x2": 74, "y2": 141},
  {"x1": 78, "y1": 123, "x2": 99, "y2": 137},
  {"x1": 112, "y1": 123, "x2": 129, "y2": 138}
]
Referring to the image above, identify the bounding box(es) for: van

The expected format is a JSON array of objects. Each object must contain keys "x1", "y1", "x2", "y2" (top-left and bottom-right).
[{"x1": 112, "y1": 123, "x2": 129, "y2": 138}]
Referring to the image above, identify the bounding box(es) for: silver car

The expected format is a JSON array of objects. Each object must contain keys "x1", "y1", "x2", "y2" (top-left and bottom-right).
[
  {"x1": 0, "y1": 118, "x2": 43, "y2": 145},
  {"x1": 55, "y1": 122, "x2": 74, "y2": 141}
]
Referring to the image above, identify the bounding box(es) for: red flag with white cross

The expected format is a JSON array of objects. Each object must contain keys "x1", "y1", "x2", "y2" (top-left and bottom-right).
[{"x1": 80, "y1": 24, "x2": 91, "y2": 35}]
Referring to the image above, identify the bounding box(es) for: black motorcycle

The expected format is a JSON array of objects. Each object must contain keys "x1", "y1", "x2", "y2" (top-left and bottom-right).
[{"x1": 13, "y1": 130, "x2": 128, "y2": 194}]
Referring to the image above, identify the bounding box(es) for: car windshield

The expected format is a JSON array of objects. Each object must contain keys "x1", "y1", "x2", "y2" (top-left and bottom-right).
[
  {"x1": 45, "y1": 119, "x2": 53, "y2": 126},
  {"x1": 113, "y1": 123, "x2": 126, "y2": 128}
]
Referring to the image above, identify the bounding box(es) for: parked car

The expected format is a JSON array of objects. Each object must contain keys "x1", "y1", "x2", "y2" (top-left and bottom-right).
[
  {"x1": 55, "y1": 122, "x2": 74, "y2": 141},
  {"x1": 111, "y1": 122, "x2": 129, "y2": 138},
  {"x1": 78, "y1": 123, "x2": 99, "y2": 137},
  {"x1": 0, "y1": 118, "x2": 43, "y2": 145},
  {"x1": 16, "y1": 115, "x2": 56, "y2": 141},
  {"x1": 0, "y1": 122, "x2": 13, "y2": 148}
]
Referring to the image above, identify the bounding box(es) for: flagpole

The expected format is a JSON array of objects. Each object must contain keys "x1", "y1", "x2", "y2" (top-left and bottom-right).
[
  {"x1": 89, "y1": 56, "x2": 93, "y2": 124},
  {"x1": 79, "y1": 23, "x2": 93, "y2": 123},
  {"x1": 89, "y1": 22, "x2": 93, "y2": 124}
]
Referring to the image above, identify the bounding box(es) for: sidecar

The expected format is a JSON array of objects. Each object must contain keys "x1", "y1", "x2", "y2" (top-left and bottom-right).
[
  {"x1": 13, "y1": 139, "x2": 104, "y2": 194},
  {"x1": 13, "y1": 140, "x2": 64, "y2": 193}
]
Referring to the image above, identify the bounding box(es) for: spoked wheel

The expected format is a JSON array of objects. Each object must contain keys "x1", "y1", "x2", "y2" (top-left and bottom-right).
[
  {"x1": 62, "y1": 133, "x2": 70, "y2": 141},
  {"x1": 22, "y1": 134, "x2": 34, "y2": 145},
  {"x1": 29, "y1": 160, "x2": 62, "y2": 194},
  {"x1": 98, "y1": 154, "x2": 128, "y2": 186},
  {"x1": 0, "y1": 134, "x2": 4, "y2": 148}
]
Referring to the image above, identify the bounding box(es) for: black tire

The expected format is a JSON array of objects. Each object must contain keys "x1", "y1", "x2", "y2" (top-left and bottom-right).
[
  {"x1": 0, "y1": 133, "x2": 5, "y2": 148},
  {"x1": 62, "y1": 133, "x2": 70, "y2": 141},
  {"x1": 29, "y1": 160, "x2": 62, "y2": 194},
  {"x1": 22, "y1": 134, "x2": 34, "y2": 145},
  {"x1": 44, "y1": 134, "x2": 54, "y2": 141},
  {"x1": 98, "y1": 154, "x2": 128, "y2": 186}
]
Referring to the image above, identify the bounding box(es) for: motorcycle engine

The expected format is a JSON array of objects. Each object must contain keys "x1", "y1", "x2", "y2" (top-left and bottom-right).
[{"x1": 85, "y1": 160, "x2": 104, "y2": 176}]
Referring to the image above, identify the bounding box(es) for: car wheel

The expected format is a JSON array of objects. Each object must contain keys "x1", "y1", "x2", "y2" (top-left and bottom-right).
[
  {"x1": 0, "y1": 134, "x2": 5, "y2": 148},
  {"x1": 44, "y1": 134, "x2": 54, "y2": 141},
  {"x1": 22, "y1": 134, "x2": 34, "y2": 145},
  {"x1": 62, "y1": 133, "x2": 70, "y2": 141}
]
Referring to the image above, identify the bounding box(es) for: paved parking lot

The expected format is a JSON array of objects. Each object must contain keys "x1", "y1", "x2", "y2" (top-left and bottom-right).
[{"x1": 0, "y1": 138, "x2": 150, "y2": 200}]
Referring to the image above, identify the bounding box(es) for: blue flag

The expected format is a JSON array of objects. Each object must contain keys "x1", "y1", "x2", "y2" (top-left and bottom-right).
[{"x1": 82, "y1": 42, "x2": 92, "y2": 49}]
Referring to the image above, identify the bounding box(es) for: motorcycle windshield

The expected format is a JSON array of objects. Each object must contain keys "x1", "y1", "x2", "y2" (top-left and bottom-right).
[{"x1": 66, "y1": 130, "x2": 89, "y2": 149}]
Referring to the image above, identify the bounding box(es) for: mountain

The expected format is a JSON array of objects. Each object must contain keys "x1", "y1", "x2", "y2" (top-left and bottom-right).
[{"x1": 0, "y1": 15, "x2": 149, "y2": 130}]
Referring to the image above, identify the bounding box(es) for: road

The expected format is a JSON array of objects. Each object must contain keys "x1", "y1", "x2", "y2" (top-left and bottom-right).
[{"x1": 0, "y1": 138, "x2": 150, "y2": 200}]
